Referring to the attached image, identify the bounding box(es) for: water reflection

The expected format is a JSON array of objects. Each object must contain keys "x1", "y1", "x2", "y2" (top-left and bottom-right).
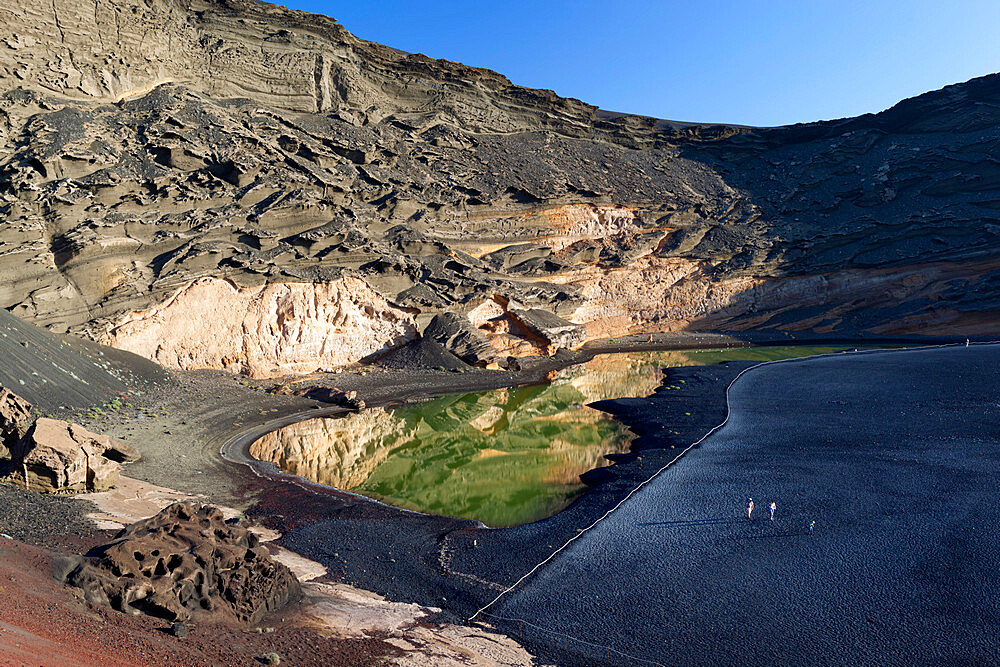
[
  {"x1": 250, "y1": 346, "x2": 849, "y2": 526},
  {"x1": 251, "y1": 380, "x2": 631, "y2": 527},
  {"x1": 249, "y1": 408, "x2": 414, "y2": 489}
]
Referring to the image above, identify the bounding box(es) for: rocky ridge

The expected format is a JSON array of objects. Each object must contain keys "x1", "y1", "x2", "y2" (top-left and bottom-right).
[{"x1": 1, "y1": 0, "x2": 999, "y2": 376}]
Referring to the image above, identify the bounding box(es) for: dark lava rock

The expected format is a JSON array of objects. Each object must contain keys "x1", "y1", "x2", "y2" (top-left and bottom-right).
[
  {"x1": 299, "y1": 387, "x2": 366, "y2": 409},
  {"x1": 57, "y1": 502, "x2": 301, "y2": 625},
  {"x1": 423, "y1": 313, "x2": 498, "y2": 367}
]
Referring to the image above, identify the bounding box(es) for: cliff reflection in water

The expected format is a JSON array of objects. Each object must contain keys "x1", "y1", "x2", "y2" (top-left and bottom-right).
[{"x1": 250, "y1": 346, "x2": 848, "y2": 526}]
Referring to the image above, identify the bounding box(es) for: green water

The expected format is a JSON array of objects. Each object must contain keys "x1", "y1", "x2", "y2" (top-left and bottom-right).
[{"x1": 250, "y1": 345, "x2": 851, "y2": 526}]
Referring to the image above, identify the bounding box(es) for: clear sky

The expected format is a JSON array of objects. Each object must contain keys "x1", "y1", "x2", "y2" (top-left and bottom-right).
[{"x1": 278, "y1": 1, "x2": 1000, "y2": 127}]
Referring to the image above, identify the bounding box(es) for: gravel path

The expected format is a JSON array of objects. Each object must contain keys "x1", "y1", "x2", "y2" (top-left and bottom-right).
[{"x1": 0, "y1": 484, "x2": 99, "y2": 546}]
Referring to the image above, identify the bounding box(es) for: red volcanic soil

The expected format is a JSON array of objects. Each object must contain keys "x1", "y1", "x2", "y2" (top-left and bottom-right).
[{"x1": 0, "y1": 536, "x2": 393, "y2": 666}]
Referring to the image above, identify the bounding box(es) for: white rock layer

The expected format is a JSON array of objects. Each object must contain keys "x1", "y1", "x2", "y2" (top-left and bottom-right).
[{"x1": 103, "y1": 277, "x2": 417, "y2": 378}]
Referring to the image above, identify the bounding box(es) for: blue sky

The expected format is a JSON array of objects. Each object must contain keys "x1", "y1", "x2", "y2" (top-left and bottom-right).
[{"x1": 279, "y1": 1, "x2": 1000, "y2": 127}]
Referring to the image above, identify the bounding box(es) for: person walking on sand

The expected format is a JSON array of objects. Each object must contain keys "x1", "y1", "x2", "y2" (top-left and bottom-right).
[
  {"x1": 746, "y1": 497, "x2": 754, "y2": 520},
  {"x1": 808, "y1": 520, "x2": 815, "y2": 535},
  {"x1": 769, "y1": 501, "x2": 776, "y2": 521}
]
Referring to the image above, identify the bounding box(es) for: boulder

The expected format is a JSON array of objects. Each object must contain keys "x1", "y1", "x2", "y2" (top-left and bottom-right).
[
  {"x1": 273, "y1": 383, "x2": 365, "y2": 409},
  {"x1": 300, "y1": 387, "x2": 366, "y2": 410},
  {"x1": 423, "y1": 313, "x2": 497, "y2": 367},
  {"x1": 0, "y1": 387, "x2": 33, "y2": 459},
  {"x1": 508, "y1": 308, "x2": 587, "y2": 351},
  {"x1": 57, "y1": 502, "x2": 301, "y2": 625},
  {"x1": 12, "y1": 418, "x2": 139, "y2": 493}
]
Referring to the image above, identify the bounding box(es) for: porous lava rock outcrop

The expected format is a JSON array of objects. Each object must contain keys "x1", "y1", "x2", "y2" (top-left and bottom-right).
[
  {"x1": 0, "y1": 387, "x2": 33, "y2": 459},
  {"x1": 58, "y1": 502, "x2": 301, "y2": 625},
  {"x1": 12, "y1": 418, "x2": 139, "y2": 493},
  {"x1": 2, "y1": 0, "x2": 1000, "y2": 377}
]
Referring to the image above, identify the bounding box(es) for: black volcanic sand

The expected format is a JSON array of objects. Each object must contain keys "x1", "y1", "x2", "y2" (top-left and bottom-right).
[
  {"x1": 0, "y1": 484, "x2": 101, "y2": 547},
  {"x1": 239, "y1": 355, "x2": 762, "y2": 625},
  {"x1": 486, "y1": 344, "x2": 1000, "y2": 666},
  {"x1": 0, "y1": 308, "x2": 169, "y2": 413},
  {"x1": 2, "y1": 330, "x2": 742, "y2": 542},
  {"x1": 7, "y1": 323, "x2": 989, "y2": 663}
]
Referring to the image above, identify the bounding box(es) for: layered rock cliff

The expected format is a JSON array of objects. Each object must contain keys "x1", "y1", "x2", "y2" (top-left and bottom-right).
[
  {"x1": 103, "y1": 277, "x2": 416, "y2": 377},
  {"x1": 2, "y1": 0, "x2": 999, "y2": 375}
]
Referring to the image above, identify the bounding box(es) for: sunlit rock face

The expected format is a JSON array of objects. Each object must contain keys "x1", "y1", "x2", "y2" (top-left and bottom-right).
[
  {"x1": 554, "y1": 256, "x2": 997, "y2": 338},
  {"x1": 103, "y1": 277, "x2": 417, "y2": 378},
  {"x1": 536, "y1": 204, "x2": 644, "y2": 252},
  {"x1": 4, "y1": 0, "x2": 1000, "y2": 372},
  {"x1": 465, "y1": 296, "x2": 586, "y2": 360}
]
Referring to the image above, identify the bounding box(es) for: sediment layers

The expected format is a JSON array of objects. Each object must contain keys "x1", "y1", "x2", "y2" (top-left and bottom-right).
[{"x1": 2, "y1": 0, "x2": 1000, "y2": 375}]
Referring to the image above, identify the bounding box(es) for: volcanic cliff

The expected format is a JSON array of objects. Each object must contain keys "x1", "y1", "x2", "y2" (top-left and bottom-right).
[{"x1": 2, "y1": 0, "x2": 999, "y2": 376}]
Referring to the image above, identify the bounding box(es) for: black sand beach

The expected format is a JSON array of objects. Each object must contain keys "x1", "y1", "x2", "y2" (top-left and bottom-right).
[
  {"x1": 489, "y1": 344, "x2": 1000, "y2": 665},
  {"x1": 9, "y1": 321, "x2": 996, "y2": 665}
]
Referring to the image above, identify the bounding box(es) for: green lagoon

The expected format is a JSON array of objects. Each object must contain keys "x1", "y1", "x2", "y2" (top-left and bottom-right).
[{"x1": 250, "y1": 346, "x2": 850, "y2": 526}]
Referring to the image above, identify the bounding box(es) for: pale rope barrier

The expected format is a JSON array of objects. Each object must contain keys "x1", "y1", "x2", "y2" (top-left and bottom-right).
[
  {"x1": 468, "y1": 340, "x2": 995, "y2": 661},
  {"x1": 469, "y1": 355, "x2": 776, "y2": 622},
  {"x1": 479, "y1": 611, "x2": 665, "y2": 666}
]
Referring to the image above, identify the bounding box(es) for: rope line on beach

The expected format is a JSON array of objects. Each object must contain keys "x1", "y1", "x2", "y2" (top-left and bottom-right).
[
  {"x1": 468, "y1": 355, "x2": 775, "y2": 622},
  {"x1": 478, "y1": 611, "x2": 666, "y2": 666},
  {"x1": 467, "y1": 340, "x2": 995, "y2": 661}
]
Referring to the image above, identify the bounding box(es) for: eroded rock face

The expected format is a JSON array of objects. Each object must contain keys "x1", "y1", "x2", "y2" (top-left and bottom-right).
[
  {"x1": 0, "y1": 387, "x2": 33, "y2": 459},
  {"x1": 465, "y1": 296, "x2": 585, "y2": 359},
  {"x1": 423, "y1": 313, "x2": 499, "y2": 368},
  {"x1": 536, "y1": 204, "x2": 645, "y2": 252},
  {"x1": 58, "y1": 502, "x2": 301, "y2": 625},
  {"x1": 12, "y1": 418, "x2": 139, "y2": 493},
  {"x1": 2, "y1": 0, "x2": 1000, "y2": 372},
  {"x1": 103, "y1": 277, "x2": 417, "y2": 378}
]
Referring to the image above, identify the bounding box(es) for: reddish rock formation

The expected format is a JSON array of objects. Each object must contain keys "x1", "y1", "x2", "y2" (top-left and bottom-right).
[{"x1": 102, "y1": 277, "x2": 417, "y2": 379}]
